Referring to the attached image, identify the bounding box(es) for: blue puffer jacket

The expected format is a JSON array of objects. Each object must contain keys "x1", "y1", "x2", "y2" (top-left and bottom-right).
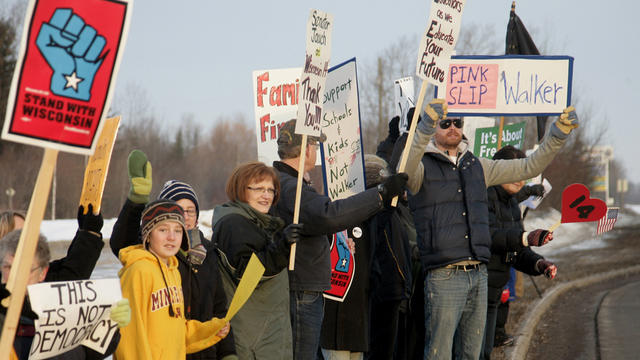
[{"x1": 409, "y1": 147, "x2": 491, "y2": 270}]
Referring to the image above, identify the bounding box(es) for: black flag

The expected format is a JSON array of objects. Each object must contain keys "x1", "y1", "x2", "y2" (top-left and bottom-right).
[{"x1": 505, "y1": 2, "x2": 547, "y2": 142}]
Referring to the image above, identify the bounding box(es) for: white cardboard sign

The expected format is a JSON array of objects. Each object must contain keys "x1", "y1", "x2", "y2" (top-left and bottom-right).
[
  {"x1": 320, "y1": 58, "x2": 365, "y2": 200},
  {"x1": 394, "y1": 76, "x2": 415, "y2": 134},
  {"x1": 27, "y1": 279, "x2": 122, "y2": 359},
  {"x1": 416, "y1": 0, "x2": 466, "y2": 86},
  {"x1": 253, "y1": 67, "x2": 302, "y2": 165},
  {"x1": 435, "y1": 55, "x2": 574, "y2": 116},
  {"x1": 295, "y1": 9, "x2": 333, "y2": 136}
]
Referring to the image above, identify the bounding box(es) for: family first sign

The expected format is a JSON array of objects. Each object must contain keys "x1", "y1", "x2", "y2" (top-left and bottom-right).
[
  {"x1": 27, "y1": 279, "x2": 122, "y2": 359},
  {"x1": 436, "y1": 55, "x2": 574, "y2": 116},
  {"x1": 2, "y1": 0, "x2": 132, "y2": 155},
  {"x1": 252, "y1": 67, "x2": 322, "y2": 166}
]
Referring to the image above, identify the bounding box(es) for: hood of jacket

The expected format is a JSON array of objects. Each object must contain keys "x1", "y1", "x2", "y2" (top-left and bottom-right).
[{"x1": 425, "y1": 137, "x2": 471, "y2": 164}]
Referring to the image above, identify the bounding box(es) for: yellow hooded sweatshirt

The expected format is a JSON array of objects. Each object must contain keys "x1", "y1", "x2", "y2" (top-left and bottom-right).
[{"x1": 115, "y1": 245, "x2": 226, "y2": 360}]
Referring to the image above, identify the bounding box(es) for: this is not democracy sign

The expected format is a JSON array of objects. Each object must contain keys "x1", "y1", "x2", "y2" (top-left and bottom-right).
[{"x1": 27, "y1": 279, "x2": 122, "y2": 359}]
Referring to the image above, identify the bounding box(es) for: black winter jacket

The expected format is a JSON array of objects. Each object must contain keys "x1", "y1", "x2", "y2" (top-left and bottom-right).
[
  {"x1": 408, "y1": 150, "x2": 492, "y2": 270},
  {"x1": 109, "y1": 199, "x2": 236, "y2": 359},
  {"x1": 272, "y1": 161, "x2": 382, "y2": 291},
  {"x1": 487, "y1": 186, "x2": 543, "y2": 290},
  {"x1": 370, "y1": 207, "x2": 412, "y2": 303},
  {"x1": 45, "y1": 229, "x2": 104, "y2": 282}
]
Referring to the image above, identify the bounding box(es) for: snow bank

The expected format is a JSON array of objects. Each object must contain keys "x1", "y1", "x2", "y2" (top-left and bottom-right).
[{"x1": 40, "y1": 209, "x2": 215, "y2": 242}]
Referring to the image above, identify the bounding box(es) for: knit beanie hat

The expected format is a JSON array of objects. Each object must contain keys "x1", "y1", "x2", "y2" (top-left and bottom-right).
[
  {"x1": 157, "y1": 180, "x2": 200, "y2": 218},
  {"x1": 364, "y1": 154, "x2": 390, "y2": 189},
  {"x1": 140, "y1": 200, "x2": 189, "y2": 251}
]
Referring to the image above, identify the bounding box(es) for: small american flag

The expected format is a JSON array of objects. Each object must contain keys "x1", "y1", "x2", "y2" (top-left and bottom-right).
[{"x1": 597, "y1": 207, "x2": 619, "y2": 235}]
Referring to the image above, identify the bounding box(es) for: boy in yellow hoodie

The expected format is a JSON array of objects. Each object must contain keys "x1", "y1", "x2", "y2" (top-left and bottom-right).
[{"x1": 116, "y1": 200, "x2": 229, "y2": 359}]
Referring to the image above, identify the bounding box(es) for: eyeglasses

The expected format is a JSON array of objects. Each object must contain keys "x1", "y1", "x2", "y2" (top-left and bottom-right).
[
  {"x1": 183, "y1": 208, "x2": 197, "y2": 217},
  {"x1": 2, "y1": 264, "x2": 41, "y2": 274},
  {"x1": 439, "y1": 118, "x2": 464, "y2": 129},
  {"x1": 247, "y1": 186, "x2": 276, "y2": 196}
]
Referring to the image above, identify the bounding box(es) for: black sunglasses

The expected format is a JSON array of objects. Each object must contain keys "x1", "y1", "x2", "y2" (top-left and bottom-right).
[{"x1": 439, "y1": 118, "x2": 464, "y2": 129}]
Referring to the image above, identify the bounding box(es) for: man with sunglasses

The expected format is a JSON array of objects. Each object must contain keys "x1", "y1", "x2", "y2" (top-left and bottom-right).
[{"x1": 400, "y1": 98, "x2": 579, "y2": 360}]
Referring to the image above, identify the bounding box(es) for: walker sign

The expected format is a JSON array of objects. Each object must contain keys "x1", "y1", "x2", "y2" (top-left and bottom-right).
[
  {"x1": 27, "y1": 279, "x2": 122, "y2": 359},
  {"x1": 2, "y1": 0, "x2": 132, "y2": 155},
  {"x1": 436, "y1": 55, "x2": 574, "y2": 116}
]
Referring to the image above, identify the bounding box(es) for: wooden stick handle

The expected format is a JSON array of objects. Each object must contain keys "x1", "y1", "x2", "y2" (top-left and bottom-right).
[
  {"x1": 288, "y1": 135, "x2": 308, "y2": 271},
  {"x1": 0, "y1": 148, "x2": 58, "y2": 357},
  {"x1": 548, "y1": 219, "x2": 562, "y2": 232},
  {"x1": 392, "y1": 80, "x2": 429, "y2": 207}
]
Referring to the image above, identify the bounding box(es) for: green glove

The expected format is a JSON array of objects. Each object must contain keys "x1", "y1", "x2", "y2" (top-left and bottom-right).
[
  {"x1": 221, "y1": 356, "x2": 239, "y2": 360},
  {"x1": 110, "y1": 298, "x2": 131, "y2": 328},
  {"x1": 127, "y1": 150, "x2": 152, "y2": 204}
]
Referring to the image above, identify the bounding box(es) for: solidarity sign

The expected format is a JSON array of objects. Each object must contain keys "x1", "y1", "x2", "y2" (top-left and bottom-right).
[
  {"x1": 2, "y1": 0, "x2": 132, "y2": 155},
  {"x1": 435, "y1": 55, "x2": 574, "y2": 116}
]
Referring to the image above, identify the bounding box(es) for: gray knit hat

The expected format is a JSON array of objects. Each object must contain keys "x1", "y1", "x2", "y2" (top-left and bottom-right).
[
  {"x1": 364, "y1": 154, "x2": 390, "y2": 189},
  {"x1": 158, "y1": 180, "x2": 200, "y2": 218}
]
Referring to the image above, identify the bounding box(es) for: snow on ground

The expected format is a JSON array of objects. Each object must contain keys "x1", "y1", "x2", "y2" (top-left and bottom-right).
[
  {"x1": 40, "y1": 209, "x2": 215, "y2": 242},
  {"x1": 524, "y1": 205, "x2": 640, "y2": 260},
  {"x1": 39, "y1": 205, "x2": 640, "y2": 279}
]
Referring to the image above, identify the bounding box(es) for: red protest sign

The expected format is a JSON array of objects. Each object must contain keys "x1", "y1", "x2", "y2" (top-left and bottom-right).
[
  {"x1": 2, "y1": 0, "x2": 132, "y2": 155},
  {"x1": 324, "y1": 230, "x2": 355, "y2": 302},
  {"x1": 561, "y1": 183, "x2": 607, "y2": 223}
]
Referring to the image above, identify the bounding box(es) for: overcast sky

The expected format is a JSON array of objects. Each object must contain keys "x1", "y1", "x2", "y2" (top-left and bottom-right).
[{"x1": 8, "y1": 0, "x2": 640, "y2": 182}]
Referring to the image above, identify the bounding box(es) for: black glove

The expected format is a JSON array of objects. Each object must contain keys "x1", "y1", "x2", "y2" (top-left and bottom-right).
[
  {"x1": 526, "y1": 229, "x2": 552, "y2": 247},
  {"x1": 406, "y1": 107, "x2": 421, "y2": 130},
  {"x1": 524, "y1": 184, "x2": 545, "y2": 197},
  {"x1": 378, "y1": 173, "x2": 409, "y2": 204},
  {"x1": 388, "y1": 116, "x2": 400, "y2": 140},
  {"x1": 536, "y1": 259, "x2": 557, "y2": 279},
  {"x1": 77, "y1": 204, "x2": 103, "y2": 234},
  {"x1": 282, "y1": 223, "x2": 303, "y2": 246}
]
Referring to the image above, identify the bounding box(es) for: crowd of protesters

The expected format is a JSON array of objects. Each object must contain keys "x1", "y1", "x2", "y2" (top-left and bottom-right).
[{"x1": 0, "y1": 97, "x2": 579, "y2": 360}]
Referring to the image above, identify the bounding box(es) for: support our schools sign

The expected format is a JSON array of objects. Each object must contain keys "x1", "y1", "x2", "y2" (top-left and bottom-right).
[{"x1": 2, "y1": 0, "x2": 132, "y2": 155}]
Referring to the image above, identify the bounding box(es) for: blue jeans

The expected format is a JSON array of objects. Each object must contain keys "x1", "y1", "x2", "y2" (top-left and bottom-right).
[
  {"x1": 290, "y1": 290, "x2": 324, "y2": 360},
  {"x1": 423, "y1": 264, "x2": 488, "y2": 360}
]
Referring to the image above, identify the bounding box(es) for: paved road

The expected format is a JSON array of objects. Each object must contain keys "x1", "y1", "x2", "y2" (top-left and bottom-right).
[
  {"x1": 522, "y1": 273, "x2": 640, "y2": 360},
  {"x1": 597, "y1": 280, "x2": 640, "y2": 360}
]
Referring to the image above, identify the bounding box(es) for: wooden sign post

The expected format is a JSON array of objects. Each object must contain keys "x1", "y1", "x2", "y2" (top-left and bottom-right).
[
  {"x1": 0, "y1": 148, "x2": 58, "y2": 356},
  {"x1": 0, "y1": 0, "x2": 131, "y2": 354},
  {"x1": 79, "y1": 116, "x2": 121, "y2": 213},
  {"x1": 393, "y1": 0, "x2": 467, "y2": 206},
  {"x1": 289, "y1": 9, "x2": 334, "y2": 270}
]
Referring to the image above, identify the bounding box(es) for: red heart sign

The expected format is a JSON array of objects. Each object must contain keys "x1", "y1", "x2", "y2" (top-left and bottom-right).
[{"x1": 561, "y1": 183, "x2": 607, "y2": 223}]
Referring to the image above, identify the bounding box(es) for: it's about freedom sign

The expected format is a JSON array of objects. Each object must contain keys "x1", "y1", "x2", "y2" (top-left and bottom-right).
[{"x1": 436, "y1": 55, "x2": 573, "y2": 116}]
